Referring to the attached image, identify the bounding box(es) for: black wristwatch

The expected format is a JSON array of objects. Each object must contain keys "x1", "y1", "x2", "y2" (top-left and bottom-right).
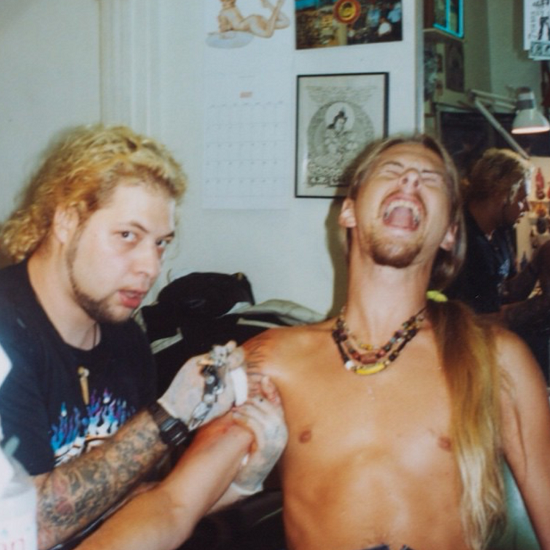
[{"x1": 147, "y1": 401, "x2": 190, "y2": 447}]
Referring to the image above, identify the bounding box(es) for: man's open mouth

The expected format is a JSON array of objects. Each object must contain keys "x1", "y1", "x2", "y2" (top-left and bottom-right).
[{"x1": 382, "y1": 199, "x2": 421, "y2": 230}]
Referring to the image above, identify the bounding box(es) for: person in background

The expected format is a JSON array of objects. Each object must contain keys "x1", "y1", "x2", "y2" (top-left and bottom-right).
[
  {"x1": 244, "y1": 135, "x2": 550, "y2": 550},
  {"x1": 446, "y1": 147, "x2": 550, "y2": 381},
  {"x1": 0, "y1": 124, "x2": 286, "y2": 550}
]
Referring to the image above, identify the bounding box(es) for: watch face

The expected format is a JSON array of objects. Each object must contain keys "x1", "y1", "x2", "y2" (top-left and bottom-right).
[{"x1": 149, "y1": 402, "x2": 189, "y2": 447}]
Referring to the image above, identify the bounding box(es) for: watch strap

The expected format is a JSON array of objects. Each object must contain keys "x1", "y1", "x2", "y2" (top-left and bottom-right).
[{"x1": 147, "y1": 401, "x2": 190, "y2": 447}]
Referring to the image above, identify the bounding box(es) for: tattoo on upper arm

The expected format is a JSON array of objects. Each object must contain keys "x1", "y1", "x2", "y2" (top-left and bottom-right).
[{"x1": 244, "y1": 333, "x2": 271, "y2": 371}]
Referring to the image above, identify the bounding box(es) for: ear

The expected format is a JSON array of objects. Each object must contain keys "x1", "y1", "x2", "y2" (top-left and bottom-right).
[
  {"x1": 53, "y1": 205, "x2": 79, "y2": 244},
  {"x1": 338, "y1": 198, "x2": 357, "y2": 229},
  {"x1": 439, "y1": 222, "x2": 457, "y2": 252}
]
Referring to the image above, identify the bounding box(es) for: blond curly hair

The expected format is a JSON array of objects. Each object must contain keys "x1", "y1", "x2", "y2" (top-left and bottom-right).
[{"x1": 1, "y1": 124, "x2": 187, "y2": 263}]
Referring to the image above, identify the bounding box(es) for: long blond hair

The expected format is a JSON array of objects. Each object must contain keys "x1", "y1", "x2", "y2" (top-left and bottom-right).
[
  {"x1": 1, "y1": 124, "x2": 187, "y2": 263},
  {"x1": 430, "y1": 299, "x2": 506, "y2": 549}
]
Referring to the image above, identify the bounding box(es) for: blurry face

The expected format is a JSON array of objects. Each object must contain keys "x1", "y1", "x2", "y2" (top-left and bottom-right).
[
  {"x1": 502, "y1": 182, "x2": 530, "y2": 227},
  {"x1": 340, "y1": 142, "x2": 456, "y2": 268},
  {"x1": 65, "y1": 182, "x2": 176, "y2": 324}
]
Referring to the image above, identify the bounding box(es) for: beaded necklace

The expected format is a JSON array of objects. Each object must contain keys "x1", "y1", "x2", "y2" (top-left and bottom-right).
[{"x1": 331, "y1": 306, "x2": 426, "y2": 375}]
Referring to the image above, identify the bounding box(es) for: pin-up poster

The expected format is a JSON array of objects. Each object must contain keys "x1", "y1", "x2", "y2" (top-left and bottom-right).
[
  {"x1": 295, "y1": 0, "x2": 402, "y2": 50},
  {"x1": 206, "y1": 0, "x2": 291, "y2": 49},
  {"x1": 524, "y1": 0, "x2": 550, "y2": 60}
]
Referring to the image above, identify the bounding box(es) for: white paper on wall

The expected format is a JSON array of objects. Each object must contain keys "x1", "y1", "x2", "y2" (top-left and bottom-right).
[
  {"x1": 202, "y1": 1, "x2": 294, "y2": 209},
  {"x1": 524, "y1": 0, "x2": 550, "y2": 59},
  {"x1": 203, "y1": 73, "x2": 292, "y2": 209}
]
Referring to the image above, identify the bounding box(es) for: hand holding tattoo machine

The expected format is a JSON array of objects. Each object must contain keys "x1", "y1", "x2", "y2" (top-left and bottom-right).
[{"x1": 152, "y1": 341, "x2": 248, "y2": 446}]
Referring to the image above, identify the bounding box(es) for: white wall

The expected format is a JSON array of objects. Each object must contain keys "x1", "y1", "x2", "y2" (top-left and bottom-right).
[
  {"x1": 157, "y1": 0, "x2": 421, "y2": 316},
  {"x1": 0, "y1": 0, "x2": 421, "y2": 316},
  {"x1": 463, "y1": 0, "x2": 491, "y2": 92},
  {"x1": 0, "y1": 0, "x2": 100, "y2": 225},
  {"x1": 487, "y1": 0, "x2": 541, "y2": 101}
]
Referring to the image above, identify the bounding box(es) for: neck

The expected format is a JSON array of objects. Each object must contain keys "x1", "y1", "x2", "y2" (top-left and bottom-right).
[
  {"x1": 28, "y1": 250, "x2": 99, "y2": 349},
  {"x1": 468, "y1": 201, "x2": 499, "y2": 237},
  {"x1": 343, "y1": 255, "x2": 430, "y2": 344}
]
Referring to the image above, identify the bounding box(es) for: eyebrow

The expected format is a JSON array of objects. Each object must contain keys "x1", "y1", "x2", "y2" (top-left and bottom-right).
[
  {"x1": 379, "y1": 160, "x2": 445, "y2": 177},
  {"x1": 123, "y1": 221, "x2": 176, "y2": 240}
]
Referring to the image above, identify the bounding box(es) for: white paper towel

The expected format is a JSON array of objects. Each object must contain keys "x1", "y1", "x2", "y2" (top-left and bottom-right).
[
  {"x1": 0, "y1": 343, "x2": 37, "y2": 550},
  {"x1": 0, "y1": 344, "x2": 13, "y2": 493}
]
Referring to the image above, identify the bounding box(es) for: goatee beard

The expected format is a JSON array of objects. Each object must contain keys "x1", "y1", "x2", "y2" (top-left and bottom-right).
[
  {"x1": 369, "y1": 235, "x2": 422, "y2": 268},
  {"x1": 66, "y1": 236, "x2": 127, "y2": 325}
]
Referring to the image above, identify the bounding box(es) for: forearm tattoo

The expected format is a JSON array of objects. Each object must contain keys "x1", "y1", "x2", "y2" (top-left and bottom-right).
[{"x1": 37, "y1": 410, "x2": 165, "y2": 549}]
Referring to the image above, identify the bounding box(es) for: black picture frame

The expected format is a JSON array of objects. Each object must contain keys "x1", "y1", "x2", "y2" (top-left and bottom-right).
[{"x1": 295, "y1": 72, "x2": 389, "y2": 199}]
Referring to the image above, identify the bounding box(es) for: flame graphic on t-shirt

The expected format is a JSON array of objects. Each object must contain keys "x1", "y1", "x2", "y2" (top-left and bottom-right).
[{"x1": 51, "y1": 389, "x2": 135, "y2": 466}]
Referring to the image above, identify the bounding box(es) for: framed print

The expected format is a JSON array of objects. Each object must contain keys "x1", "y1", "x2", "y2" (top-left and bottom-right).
[{"x1": 295, "y1": 72, "x2": 388, "y2": 199}]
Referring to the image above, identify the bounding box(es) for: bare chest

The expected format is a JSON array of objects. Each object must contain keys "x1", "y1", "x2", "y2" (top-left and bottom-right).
[
  {"x1": 279, "y1": 345, "x2": 454, "y2": 477},
  {"x1": 270, "y1": 329, "x2": 465, "y2": 550}
]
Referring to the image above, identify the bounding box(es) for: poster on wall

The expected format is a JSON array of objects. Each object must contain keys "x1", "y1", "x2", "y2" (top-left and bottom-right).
[
  {"x1": 205, "y1": 0, "x2": 291, "y2": 49},
  {"x1": 295, "y1": 72, "x2": 388, "y2": 198},
  {"x1": 524, "y1": 0, "x2": 550, "y2": 60},
  {"x1": 295, "y1": 0, "x2": 402, "y2": 50}
]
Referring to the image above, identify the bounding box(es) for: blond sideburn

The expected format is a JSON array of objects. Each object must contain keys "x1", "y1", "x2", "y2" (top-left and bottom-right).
[{"x1": 1, "y1": 124, "x2": 187, "y2": 263}]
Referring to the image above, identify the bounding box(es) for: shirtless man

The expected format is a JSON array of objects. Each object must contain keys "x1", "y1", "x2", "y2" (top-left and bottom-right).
[
  {"x1": 218, "y1": 0, "x2": 289, "y2": 38},
  {"x1": 245, "y1": 135, "x2": 550, "y2": 550}
]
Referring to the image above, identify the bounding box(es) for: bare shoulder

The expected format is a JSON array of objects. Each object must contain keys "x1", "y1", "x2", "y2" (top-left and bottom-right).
[
  {"x1": 494, "y1": 327, "x2": 544, "y2": 378},
  {"x1": 243, "y1": 320, "x2": 332, "y2": 376},
  {"x1": 493, "y1": 326, "x2": 548, "y2": 407}
]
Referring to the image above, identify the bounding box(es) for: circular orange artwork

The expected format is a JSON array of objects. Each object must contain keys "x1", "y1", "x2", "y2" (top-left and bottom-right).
[{"x1": 333, "y1": 0, "x2": 361, "y2": 25}]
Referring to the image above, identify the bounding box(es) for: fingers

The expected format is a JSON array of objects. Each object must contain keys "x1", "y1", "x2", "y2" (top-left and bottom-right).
[
  {"x1": 246, "y1": 372, "x2": 264, "y2": 399},
  {"x1": 244, "y1": 374, "x2": 281, "y2": 405},
  {"x1": 225, "y1": 343, "x2": 245, "y2": 371},
  {"x1": 160, "y1": 343, "x2": 254, "y2": 429},
  {"x1": 232, "y1": 395, "x2": 287, "y2": 447},
  {"x1": 231, "y1": 394, "x2": 288, "y2": 492},
  {"x1": 232, "y1": 412, "x2": 265, "y2": 453},
  {"x1": 260, "y1": 375, "x2": 281, "y2": 404}
]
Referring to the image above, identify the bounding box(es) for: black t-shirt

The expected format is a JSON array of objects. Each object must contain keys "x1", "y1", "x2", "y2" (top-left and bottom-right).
[
  {"x1": 446, "y1": 210, "x2": 517, "y2": 314},
  {"x1": 0, "y1": 261, "x2": 156, "y2": 475}
]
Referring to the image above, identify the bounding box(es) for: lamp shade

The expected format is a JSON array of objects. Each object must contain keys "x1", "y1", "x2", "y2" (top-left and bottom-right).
[{"x1": 512, "y1": 88, "x2": 550, "y2": 134}]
